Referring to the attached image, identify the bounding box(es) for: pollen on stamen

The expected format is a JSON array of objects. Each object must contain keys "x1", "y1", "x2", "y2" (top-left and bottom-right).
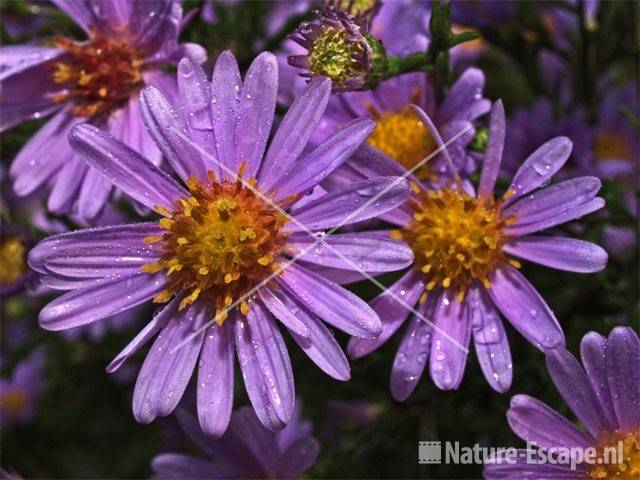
[
  {"x1": 589, "y1": 428, "x2": 640, "y2": 479},
  {"x1": 142, "y1": 170, "x2": 289, "y2": 319},
  {"x1": 51, "y1": 31, "x2": 144, "y2": 117},
  {"x1": 399, "y1": 185, "x2": 517, "y2": 300},
  {"x1": 366, "y1": 91, "x2": 440, "y2": 182}
]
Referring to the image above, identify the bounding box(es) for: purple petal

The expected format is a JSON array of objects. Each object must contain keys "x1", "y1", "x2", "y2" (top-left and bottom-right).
[
  {"x1": 197, "y1": 321, "x2": 235, "y2": 437},
  {"x1": 39, "y1": 273, "x2": 166, "y2": 331},
  {"x1": 605, "y1": 327, "x2": 640, "y2": 431},
  {"x1": 130, "y1": 0, "x2": 180, "y2": 56},
  {"x1": 504, "y1": 176, "x2": 601, "y2": 228},
  {"x1": 50, "y1": 0, "x2": 94, "y2": 32},
  {"x1": 325, "y1": 144, "x2": 416, "y2": 187},
  {"x1": 272, "y1": 118, "x2": 375, "y2": 201},
  {"x1": 507, "y1": 394, "x2": 593, "y2": 449},
  {"x1": 323, "y1": 145, "x2": 415, "y2": 226},
  {"x1": 226, "y1": 407, "x2": 279, "y2": 474},
  {"x1": 505, "y1": 137, "x2": 573, "y2": 203},
  {"x1": 478, "y1": 100, "x2": 505, "y2": 198},
  {"x1": 273, "y1": 290, "x2": 351, "y2": 381},
  {"x1": 234, "y1": 52, "x2": 278, "y2": 178},
  {"x1": 174, "y1": 408, "x2": 261, "y2": 473},
  {"x1": 151, "y1": 453, "x2": 229, "y2": 479},
  {"x1": 284, "y1": 177, "x2": 410, "y2": 232},
  {"x1": 259, "y1": 77, "x2": 331, "y2": 190},
  {"x1": 177, "y1": 57, "x2": 217, "y2": 171},
  {"x1": 29, "y1": 223, "x2": 162, "y2": 277},
  {"x1": 76, "y1": 165, "x2": 113, "y2": 221},
  {"x1": 504, "y1": 236, "x2": 608, "y2": 273},
  {"x1": 211, "y1": 50, "x2": 241, "y2": 173},
  {"x1": 290, "y1": 231, "x2": 413, "y2": 273},
  {"x1": 139, "y1": 86, "x2": 209, "y2": 182},
  {"x1": 436, "y1": 67, "x2": 490, "y2": 124},
  {"x1": 86, "y1": 0, "x2": 132, "y2": 32},
  {"x1": 504, "y1": 197, "x2": 605, "y2": 237},
  {"x1": 277, "y1": 436, "x2": 320, "y2": 478},
  {"x1": 168, "y1": 43, "x2": 207, "y2": 65},
  {"x1": 46, "y1": 154, "x2": 87, "y2": 214},
  {"x1": 133, "y1": 301, "x2": 206, "y2": 423},
  {"x1": 391, "y1": 307, "x2": 435, "y2": 401},
  {"x1": 579, "y1": 332, "x2": 618, "y2": 431},
  {"x1": 69, "y1": 123, "x2": 188, "y2": 212},
  {"x1": 348, "y1": 270, "x2": 424, "y2": 359},
  {"x1": 469, "y1": 287, "x2": 513, "y2": 393},
  {"x1": 278, "y1": 263, "x2": 381, "y2": 339},
  {"x1": 235, "y1": 304, "x2": 295, "y2": 431},
  {"x1": 429, "y1": 292, "x2": 471, "y2": 390},
  {"x1": 300, "y1": 264, "x2": 370, "y2": 285},
  {"x1": 259, "y1": 284, "x2": 310, "y2": 338},
  {"x1": 0, "y1": 45, "x2": 62, "y2": 81},
  {"x1": 106, "y1": 297, "x2": 178, "y2": 373},
  {"x1": 483, "y1": 451, "x2": 587, "y2": 479},
  {"x1": 0, "y1": 46, "x2": 63, "y2": 131},
  {"x1": 112, "y1": 90, "x2": 163, "y2": 166},
  {"x1": 488, "y1": 265, "x2": 564, "y2": 349},
  {"x1": 546, "y1": 346, "x2": 610, "y2": 438},
  {"x1": 40, "y1": 274, "x2": 99, "y2": 291},
  {"x1": 9, "y1": 111, "x2": 75, "y2": 196}
]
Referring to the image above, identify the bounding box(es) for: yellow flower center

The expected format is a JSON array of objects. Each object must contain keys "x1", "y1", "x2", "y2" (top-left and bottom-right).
[
  {"x1": 589, "y1": 429, "x2": 640, "y2": 479},
  {"x1": 366, "y1": 105, "x2": 438, "y2": 181},
  {"x1": 0, "y1": 389, "x2": 28, "y2": 417},
  {"x1": 394, "y1": 185, "x2": 517, "y2": 302},
  {"x1": 308, "y1": 26, "x2": 367, "y2": 87},
  {"x1": 594, "y1": 132, "x2": 634, "y2": 162},
  {"x1": 0, "y1": 237, "x2": 26, "y2": 285},
  {"x1": 336, "y1": 0, "x2": 377, "y2": 15},
  {"x1": 51, "y1": 31, "x2": 144, "y2": 117},
  {"x1": 142, "y1": 171, "x2": 290, "y2": 323}
]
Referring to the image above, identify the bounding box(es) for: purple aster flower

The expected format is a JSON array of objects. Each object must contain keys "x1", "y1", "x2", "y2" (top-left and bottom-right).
[
  {"x1": 28, "y1": 52, "x2": 413, "y2": 435},
  {"x1": 152, "y1": 406, "x2": 320, "y2": 479},
  {"x1": 0, "y1": 347, "x2": 46, "y2": 427},
  {"x1": 348, "y1": 100, "x2": 608, "y2": 396},
  {"x1": 320, "y1": 67, "x2": 490, "y2": 187},
  {"x1": 278, "y1": 0, "x2": 429, "y2": 104},
  {"x1": 502, "y1": 97, "x2": 593, "y2": 177},
  {"x1": 1, "y1": 0, "x2": 205, "y2": 222},
  {"x1": 484, "y1": 326, "x2": 639, "y2": 479},
  {"x1": 288, "y1": 6, "x2": 377, "y2": 91}
]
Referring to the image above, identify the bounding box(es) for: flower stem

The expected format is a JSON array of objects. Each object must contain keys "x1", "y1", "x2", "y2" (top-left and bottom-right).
[{"x1": 382, "y1": 53, "x2": 433, "y2": 80}]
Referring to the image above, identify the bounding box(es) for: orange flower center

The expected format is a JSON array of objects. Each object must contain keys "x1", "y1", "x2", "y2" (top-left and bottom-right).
[
  {"x1": 367, "y1": 105, "x2": 438, "y2": 182},
  {"x1": 51, "y1": 32, "x2": 144, "y2": 117},
  {"x1": 589, "y1": 429, "x2": 640, "y2": 479},
  {"x1": 142, "y1": 171, "x2": 290, "y2": 323},
  {"x1": 394, "y1": 185, "x2": 517, "y2": 302}
]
